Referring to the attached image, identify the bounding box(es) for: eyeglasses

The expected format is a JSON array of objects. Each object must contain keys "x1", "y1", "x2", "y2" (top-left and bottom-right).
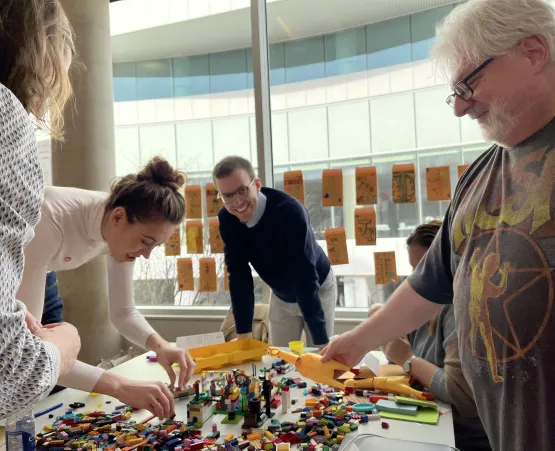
[
  {"x1": 446, "y1": 57, "x2": 494, "y2": 108},
  {"x1": 218, "y1": 179, "x2": 255, "y2": 204}
]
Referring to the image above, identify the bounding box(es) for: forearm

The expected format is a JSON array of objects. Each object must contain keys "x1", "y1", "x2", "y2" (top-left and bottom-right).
[
  {"x1": 353, "y1": 281, "x2": 442, "y2": 351},
  {"x1": 409, "y1": 359, "x2": 451, "y2": 404},
  {"x1": 146, "y1": 333, "x2": 169, "y2": 351},
  {"x1": 57, "y1": 360, "x2": 105, "y2": 393},
  {"x1": 229, "y1": 278, "x2": 255, "y2": 335},
  {"x1": 111, "y1": 307, "x2": 156, "y2": 349}
]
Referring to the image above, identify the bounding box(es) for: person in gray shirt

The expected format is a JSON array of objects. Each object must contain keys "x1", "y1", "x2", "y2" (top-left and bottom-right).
[{"x1": 322, "y1": 1, "x2": 555, "y2": 449}]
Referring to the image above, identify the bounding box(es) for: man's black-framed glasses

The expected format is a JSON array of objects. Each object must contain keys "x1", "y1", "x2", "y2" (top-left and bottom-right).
[
  {"x1": 218, "y1": 179, "x2": 255, "y2": 204},
  {"x1": 446, "y1": 57, "x2": 494, "y2": 108}
]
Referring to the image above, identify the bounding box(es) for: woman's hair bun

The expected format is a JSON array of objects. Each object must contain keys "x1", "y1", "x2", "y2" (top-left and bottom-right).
[{"x1": 136, "y1": 156, "x2": 187, "y2": 191}]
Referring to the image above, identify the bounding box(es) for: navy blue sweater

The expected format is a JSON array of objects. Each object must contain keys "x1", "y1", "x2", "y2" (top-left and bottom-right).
[{"x1": 219, "y1": 188, "x2": 331, "y2": 345}]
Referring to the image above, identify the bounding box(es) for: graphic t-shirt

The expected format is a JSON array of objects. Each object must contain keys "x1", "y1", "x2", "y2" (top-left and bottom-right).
[{"x1": 408, "y1": 118, "x2": 555, "y2": 451}]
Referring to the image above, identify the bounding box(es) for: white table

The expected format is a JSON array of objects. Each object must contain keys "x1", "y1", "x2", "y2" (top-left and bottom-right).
[{"x1": 32, "y1": 350, "x2": 455, "y2": 448}]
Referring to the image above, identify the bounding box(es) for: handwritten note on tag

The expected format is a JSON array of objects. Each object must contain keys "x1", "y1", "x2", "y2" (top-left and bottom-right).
[
  {"x1": 177, "y1": 258, "x2": 194, "y2": 291},
  {"x1": 206, "y1": 183, "x2": 223, "y2": 217},
  {"x1": 322, "y1": 169, "x2": 343, "y2": 207},
  {"x1": 199, "y1": 257, "x2": 217, "y2": 292},
  {"x1": 374, "y1": 251, "x2": 398, "y2": 285},
  {"x1": 185, "y1": 185, "x2": 202, "y2": 219},
  {"x1": 209, "y1": 219, "x2": 224, "y2": 254},
  {"x1": 164, "y1": 229, "x2": 181, "y2": 256},
  {"x1": 457, "y1": 164, "x2": 469, "y2": 179},
  {"x1": 426, "y1": 166, "x2": 452, "y2": 201},
  {"x1": 224, "y1": 264, "x2": 230, "y2": 290},
  {"x1": 284, "y1": 171, "x2": 305, "y2": 204},
  {"x1": 186, "y1": 220, "x2": 204, "y2": 254},
  {"x1": 355, "y1": 207, "x2": 377, "y2": 246},
  {"x1": 392, "y1": 164, "x2": 416, "y2": 204},
  {"x1": 356, "y1": 166, "x2": 378, "y2": 205},
  {"x1": 325, "y1": 227, "x2": 349, "y2": 265},
  {"x1": 176, "y1": 332, "x2": 225, "y2": 351}
]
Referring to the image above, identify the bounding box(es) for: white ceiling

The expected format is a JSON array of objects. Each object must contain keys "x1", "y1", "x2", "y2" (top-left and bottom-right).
[{"x1": 111, "y1": 0, "x2": 458, "y2": 62}]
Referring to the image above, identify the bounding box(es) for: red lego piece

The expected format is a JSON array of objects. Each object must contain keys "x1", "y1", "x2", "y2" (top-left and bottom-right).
[
  {"x1": 381, "y1": 422, "x2": 389, "y2": 429},
  {"x1": 271, "y1": 394, "x2": 282, "y2": 409}
]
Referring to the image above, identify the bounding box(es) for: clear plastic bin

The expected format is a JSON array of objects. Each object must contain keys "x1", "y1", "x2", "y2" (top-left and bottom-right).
[{"x1": 339, "y1": 434, "x2": 457, "y2": 451}]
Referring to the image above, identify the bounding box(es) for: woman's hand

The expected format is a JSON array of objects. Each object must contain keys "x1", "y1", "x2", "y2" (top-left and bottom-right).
[
  {"x1": 384, "y1": 337, "x2": 414, "y2": 366},
  {"x1": 25, "y1": 310, "x2": 42, "y2": 334},
  {"x1": 156, "y1": 345, "x2": 195, "y2": 389},
  {"x1": 95, "y1": 373, "x2": 175, "y2": 419}
]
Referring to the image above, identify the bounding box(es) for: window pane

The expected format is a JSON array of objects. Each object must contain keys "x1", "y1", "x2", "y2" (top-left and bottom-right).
[
  {"x1": 328, "y1": 101, "x2": 371, "y2": 158},
  {"x1": 325, "y1": 27, "x2": 367, "y2": 77},
  {"x1": 113, "y1": 62, "x2": 137, "y2": 102},
  {"x1": 176, "y1": 122, "x2": 213, "y2": 171},
  {"x1": 366, "y1": 16, "x2": 411, "y2": 70},
  {"x1": 288, "y1": 108, "x2": 329, "y2": 162},
  {"x1": 173, "y1": 55, "x2": 210, "y2": 97},
  {"x1": 414, "y1": 87, "x2": 461, "y2": 147},
  {"x1": 285, "y1": 36, "x2": 325, "y2": 83},
  {"x1": 213, "y1": 117, "x2": 251, "y2": 163},
  {"x1": 136, "y1": 59, "x2": 173, "y2": 100},
  {"x1": 138, "y1": 124, "x2": 177, "y2": 166},
  {"x1": 461, "y1": 114, "x2": 485, "y2": 143},
  {"x1": 209, "y1": 50, "x2": 248, "y2": 94},
  {"x1": 370, "y1": 93, "x2": 416, "y2": 152},
  {"x1": 115, "y1": 127, "x2": 141, "y2": 176},
  {"x1": 410, "y1": 5, "x2": 454, "y2": 61}
]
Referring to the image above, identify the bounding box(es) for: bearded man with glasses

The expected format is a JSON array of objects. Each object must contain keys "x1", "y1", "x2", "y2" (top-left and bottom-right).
[
  {"x1": 213, "y1": 156, "x2": 336, "y2": 349},
  {"x1": 321, "y1": 1, "x2": 555, "y2": 450}
]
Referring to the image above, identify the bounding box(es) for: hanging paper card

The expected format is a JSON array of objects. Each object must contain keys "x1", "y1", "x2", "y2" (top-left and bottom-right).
[
  {"x1": 457, "y1": 164, "x2": 469, "y2": 179},
  {"x1": 185, "y1": 185, "x2": 202, "y2": 219},
  {"x1": 374, "y1": 251, "x2": 398, "y2": 285},
  {"x1": 322, "y1": 169, "x2": 343, "y2": 207},
  {"x1": 209, "y1": 219, "x2": 224, "y2": 254},
  {"x1": 325, "y1": 227, "x2": 349, "y2": 265},
  {"x1": 224, "y1": 264, "x2": 230, "y2": 291},
  {"x1": 164, "y1": 229, "x2": 181, "y2": 256},
  {"x1": 284, "y1": 171, "x2": 305, "y2": 204},
  {"x1": 186, "y1": 220, "x2": 204, "y2": 254},
  {"x1": 392, "y1": 164, "x2": 416, "y2": 203},
  {"x1": 356, "y1": 166, "x2": 378, "y2": 205},
  {"x1": 354, "y1": 207, "x2": 377, "y2": 246},
  {"x1": 177, "y1": 258, "x2": 194, "y2": 291},
  {"x1": 199, "y1": 257, "x2": 217, "y2": 292},
  {"x1": 206, "y1": 183, "x2": 223, "y2": 217},
  {"x1": 426, "y1": 166, "x2": 452, "y2": 201}
]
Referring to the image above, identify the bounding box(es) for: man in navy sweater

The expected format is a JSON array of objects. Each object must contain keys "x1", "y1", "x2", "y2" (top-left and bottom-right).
[{"x1": 214, "y1": 156, "x2": 336, "y2": 348}]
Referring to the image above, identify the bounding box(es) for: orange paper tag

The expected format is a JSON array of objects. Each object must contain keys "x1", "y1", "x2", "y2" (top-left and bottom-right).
[
  {"x1": 186, "y1": 220, "x2": 204, "y2": 254},
  {"x1": 354, "y1": 207, "x2": 377, "y2": 246},
  {"x1": 392, "y1": 163, "x2": 416, "y2": 203},
  {"x1": 206, "y1": 183, "x2": 223, "y2": 217},
  {"x1": 322, "y1": 169, "x2": 343, "y2": 207},
  {"x1": 457, "y1": 164, "x2": 469, "y2": 179},
  {"x1": 426, "y1": 166, "x2": 452, "y2": 201},
  {"x1": 164, "y1": 229, "x2": 181, "y2": 256},
  {"x1": 374, "y1": 251, "x2": 398, "y2": 285},
  {"x1": 185, "y1": 185, "x2": 202, "y2": 219},
  {"x1": 356, "y1": 167, "x2": 378, "y2": 205},
  {"x1": 283, "y1": 171, "x2": 305, "y2": 204},
  {"x1": 224, "y1": 264, "x2": 230, "y2": 291},
  {"x1": 325, "y1": 227, "x2": 349, "y2": 265},
  {"x1": 177, "y1": 258, "x2": 194, "y2": 291},
  {"x1": 199, "y1": 257, "x2": 217, "y2": 292},
  {"x1": 209, "y1": 219, "x2": 224, "y2": 254}
]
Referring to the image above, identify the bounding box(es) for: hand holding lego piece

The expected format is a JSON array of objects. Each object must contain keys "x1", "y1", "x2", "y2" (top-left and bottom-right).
[{"x1": 267, "y1": 347, "x2": 351, "y2": 390}]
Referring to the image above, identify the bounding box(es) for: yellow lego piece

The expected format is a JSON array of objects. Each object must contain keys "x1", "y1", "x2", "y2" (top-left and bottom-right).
[
  {"x1": 224, "y1": 434, "x2": 235, "y2": 441},
  {"x1": 247, "y1": 433, "x2": 261, "y2": 441},
  {"x1": 126, "y1": 438, "x2": 143, "y2": 446},
  {"x1": 44, "y1": 424, "x2": 52, "y2": 432},
  {"x1": 264, "y1": 430, "x2": 275, "y2": 440},
  {"x1": 89, "y1": 392, "x2": 101, "y2": 396}
]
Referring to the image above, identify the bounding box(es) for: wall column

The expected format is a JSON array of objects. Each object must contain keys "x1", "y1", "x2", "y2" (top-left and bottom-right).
[{"x1": 52, "y1": 0, "x2": 123, "y2": 365}]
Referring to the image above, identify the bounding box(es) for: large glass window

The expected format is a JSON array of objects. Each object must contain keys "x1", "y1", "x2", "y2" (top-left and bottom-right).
[{"x1": 110, "y1": 1, "x2": 491, "y2": 311}]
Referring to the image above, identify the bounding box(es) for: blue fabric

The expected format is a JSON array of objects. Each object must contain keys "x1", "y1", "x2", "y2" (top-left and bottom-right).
[
  {"x1": 219, "y1": 187, "x2": 331, "y2": 345},
  {"x1": 42, "y1": 271, "x2": 63, "y2": 325},
  {"x1": 245, "y1": 191, "x2": 267, "y2": 228}
]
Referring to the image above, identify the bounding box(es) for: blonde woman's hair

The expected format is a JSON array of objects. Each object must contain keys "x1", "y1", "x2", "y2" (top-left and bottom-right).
[
  {"x1": 0, "y1": 0, "x2": 74, "y2": 140},
  {"x1": 433, "y1": 0, "x2": 555, "y2": 79}
]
